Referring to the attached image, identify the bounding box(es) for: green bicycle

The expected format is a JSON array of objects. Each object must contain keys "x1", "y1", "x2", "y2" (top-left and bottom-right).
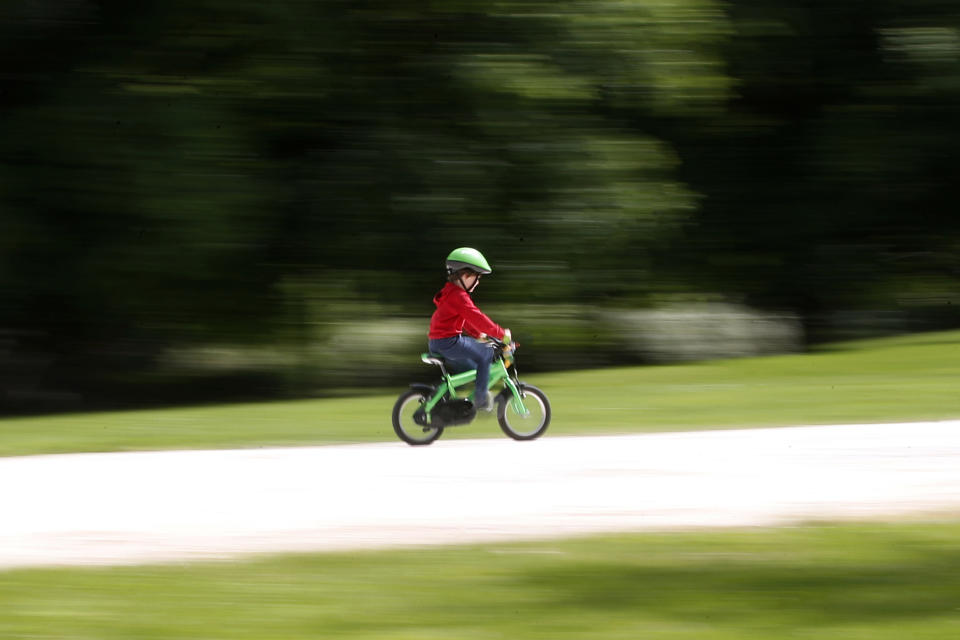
[{"x1": 392, "y1": 337, "x2": 551, "y2": 446}]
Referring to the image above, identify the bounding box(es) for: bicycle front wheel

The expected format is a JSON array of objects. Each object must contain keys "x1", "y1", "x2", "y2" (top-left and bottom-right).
[
  {"x1": 392, "y1": 389, "x2": 443, "y2": 446},
  {"x1": 497, "y1": 384, "x2": 550, "y2": 441}
]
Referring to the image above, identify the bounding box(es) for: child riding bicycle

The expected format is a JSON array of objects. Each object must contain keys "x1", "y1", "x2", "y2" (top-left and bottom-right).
[{"x1": 427, "y1": 247, "x2": 511, "y2": 411}]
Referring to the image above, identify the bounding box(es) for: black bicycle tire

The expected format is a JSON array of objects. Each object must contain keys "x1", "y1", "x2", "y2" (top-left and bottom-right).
[
  {"x1": 497, "y1": 383, "x2": 551, "y2": 441},
  {"x1": 392, "y1": 389, "x2": 444, "y2": 445}
]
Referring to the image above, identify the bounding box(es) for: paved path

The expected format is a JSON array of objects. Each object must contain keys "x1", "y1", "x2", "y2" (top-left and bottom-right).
[{"x1": 1, "y1": 421, "x2": 959, "y2": 569}]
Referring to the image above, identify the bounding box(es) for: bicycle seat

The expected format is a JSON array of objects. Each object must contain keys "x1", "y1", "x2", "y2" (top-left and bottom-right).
[{"x1": 421, "y1": 353, "x2": 446, "y2": 366}]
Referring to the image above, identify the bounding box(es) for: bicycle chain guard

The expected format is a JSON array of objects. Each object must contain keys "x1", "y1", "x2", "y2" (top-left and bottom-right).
[{"x1": 417, "y1": 398, "x2": 477, "y2": 428}]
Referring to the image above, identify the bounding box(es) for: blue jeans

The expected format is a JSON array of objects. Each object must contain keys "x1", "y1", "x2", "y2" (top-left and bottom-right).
[{"x1": 428, "y1": 335, "x2": 494, "y2": 402}]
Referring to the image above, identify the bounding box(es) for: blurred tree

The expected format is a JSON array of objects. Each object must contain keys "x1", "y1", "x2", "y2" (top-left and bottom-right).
[
  {"x1": 4, "y1": 0, "x2": 960, "y2": 407},
  {"x1": 0, "y1": 0, "x2": 731, "y2": 405},
  {"x1": 658, "y1": 0, "x2": 960, "y2": 336}
]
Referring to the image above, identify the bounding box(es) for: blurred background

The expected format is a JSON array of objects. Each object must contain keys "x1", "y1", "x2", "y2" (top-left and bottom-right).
[{"x1": 1, "y1": 0, "x2": 959, "y2": 413}]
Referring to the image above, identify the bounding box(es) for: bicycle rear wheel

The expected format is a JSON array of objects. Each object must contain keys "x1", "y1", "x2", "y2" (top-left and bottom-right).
[{"x1": 392, "y1": 389, "x2": 443, "y2": 445}]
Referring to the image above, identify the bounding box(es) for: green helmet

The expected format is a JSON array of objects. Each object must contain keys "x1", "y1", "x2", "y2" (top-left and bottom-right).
[{"x1": 446, "y1": 247, "x2": 492, "y2": 275}]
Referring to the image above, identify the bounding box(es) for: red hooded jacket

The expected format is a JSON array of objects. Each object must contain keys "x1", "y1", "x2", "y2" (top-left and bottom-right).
[{"x1": 428, "y1": 282, "x2": 505, "y2": 340}]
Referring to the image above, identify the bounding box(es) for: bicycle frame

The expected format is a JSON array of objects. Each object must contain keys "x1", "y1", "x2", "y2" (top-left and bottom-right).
[{"x1": 419, "y1": 351, "x2": 530, "y2": 419}]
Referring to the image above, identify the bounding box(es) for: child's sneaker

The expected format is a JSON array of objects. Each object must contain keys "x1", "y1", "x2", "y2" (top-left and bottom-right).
[{"x1": 475, "y1": 393, "x2": 493, "y2": 412}]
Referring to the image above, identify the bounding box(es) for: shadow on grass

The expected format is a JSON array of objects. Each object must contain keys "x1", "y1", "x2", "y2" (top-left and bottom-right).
[
  {"x1": 3, "y1": 525, "x2": 960, "y2": 638},
  {"x1": 518, "y1": 529, "x2": 960, "y2": 628}
]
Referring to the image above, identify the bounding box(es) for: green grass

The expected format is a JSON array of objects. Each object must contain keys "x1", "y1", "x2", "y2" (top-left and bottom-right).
[
  {"x1": 2, "y1": 330, "x2": 960, "y2": 457},
  {"x1": 2, "y1": 521, "x2": 960, "y2": 638},
  {"x1": 545, "y1": 329, "x2": 960, "y2": 434}
]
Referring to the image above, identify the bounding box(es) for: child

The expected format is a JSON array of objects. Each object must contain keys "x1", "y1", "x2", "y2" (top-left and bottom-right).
[{"x1": 428, "y1": 247, "x2": 511, "y2": 411}]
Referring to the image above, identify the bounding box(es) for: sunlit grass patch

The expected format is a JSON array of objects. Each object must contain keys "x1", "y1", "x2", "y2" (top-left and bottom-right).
[
  {"x1": 1, "y1": 521, "x2": 959, "y2": 639},
  {"x1": 2, "y1": 329, "x2": 959, "y2": 456}
]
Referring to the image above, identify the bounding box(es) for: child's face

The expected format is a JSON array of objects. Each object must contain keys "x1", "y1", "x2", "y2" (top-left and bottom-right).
[{"x1": 461, "y1": 272, "x2": 480, "y2": 290}]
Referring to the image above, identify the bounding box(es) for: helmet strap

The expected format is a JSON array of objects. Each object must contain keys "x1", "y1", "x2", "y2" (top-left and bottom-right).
[{"x1": 457, "y1": 272, "x2": 480, "y2": 293}]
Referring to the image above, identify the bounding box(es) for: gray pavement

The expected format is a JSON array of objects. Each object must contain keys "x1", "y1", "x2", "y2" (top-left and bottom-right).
[{"x1": 1, "y1": 420, "x2": 959, "y2": 569}]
